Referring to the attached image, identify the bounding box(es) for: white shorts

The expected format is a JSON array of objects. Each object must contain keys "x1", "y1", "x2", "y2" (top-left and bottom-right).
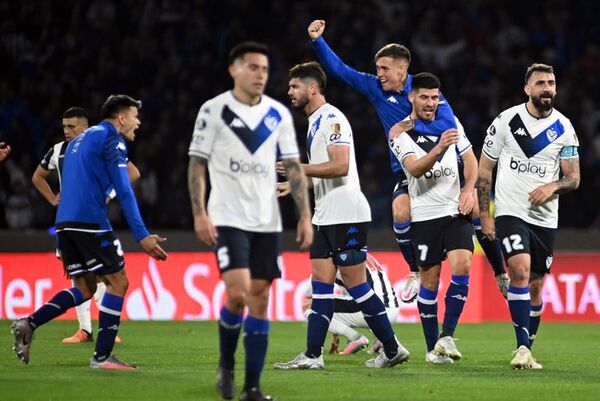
[{"x1": 330, "y1": 307, "x2": 399, "y2": 331}]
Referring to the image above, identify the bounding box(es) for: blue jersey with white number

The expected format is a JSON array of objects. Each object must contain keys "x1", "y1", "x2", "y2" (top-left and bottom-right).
[
  {"x1": 56, "y1": 121, "x2": 149, "y2": 241},
  {"x1": 311, "y1": 37, "x2": 457, "y2": 175}
]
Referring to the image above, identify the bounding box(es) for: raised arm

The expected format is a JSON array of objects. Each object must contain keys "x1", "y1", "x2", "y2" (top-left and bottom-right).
[
  {"x1": 281, "y1": 157, "x2": 313, "y2": 250},
  {"x1": 188, "y1": 155, "x2": 217, "y2": 247},
  {"x1": 308, "y1": 20, "x2": 377, "y2": 98}
]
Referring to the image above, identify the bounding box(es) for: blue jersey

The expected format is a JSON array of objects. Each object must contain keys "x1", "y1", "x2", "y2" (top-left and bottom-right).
[
  {"x1": 56, "y1": 121, "x2": 149, "y2": 241},
  {"x1": 311, "y1": 37, "x2": 457, "y2": 175}
]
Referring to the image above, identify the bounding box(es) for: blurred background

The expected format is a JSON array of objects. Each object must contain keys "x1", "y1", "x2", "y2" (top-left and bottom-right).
[{"x1": 1, "y1": 0, "x2": 599, "y2": 236}]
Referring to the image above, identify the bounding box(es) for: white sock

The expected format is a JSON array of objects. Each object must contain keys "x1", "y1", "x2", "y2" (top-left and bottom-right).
[
  {"x1": 76, "y1": 299, "x2": 92, "y2": 333},
  {"x1": 94, "y1": 282, "x2": 107, "y2": 307},
  {"x1": 329, "y1": 317, "x2": 361, "y2": 341}
]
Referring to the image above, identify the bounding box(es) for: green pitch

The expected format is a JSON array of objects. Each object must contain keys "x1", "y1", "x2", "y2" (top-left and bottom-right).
[{"x1": 1, "y1": 320, "x2": 599, "y2": 401}]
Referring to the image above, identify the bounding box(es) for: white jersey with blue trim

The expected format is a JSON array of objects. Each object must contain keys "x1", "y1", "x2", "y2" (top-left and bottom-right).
[
  {"x1": 390, "y1": 116, "x2": 472, "y2": 222},
  {"x1": 483, "y1": 103, "x2": 579, "y2": 228},
  {"x1": 189, "y1": 91, "x2": 300, "y2": 232},
  {"x1": 306, "y1": 103, "x2": 370, "y2": 225}
]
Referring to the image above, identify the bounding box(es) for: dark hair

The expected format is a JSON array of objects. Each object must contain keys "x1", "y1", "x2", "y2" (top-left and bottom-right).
[
  {"x1": 374, "y1": 43, "x2": 411, "y2": 64},
  {"x1": 525, "y1": 63, "x2": 554, "y2": 84},
  {"x1": 228, "y1": 41, "x2": 268, "y2": 65},
  {"x1": 288, "y1": 61, "x2": 327, "y2": 91},
  {"x1": 411, "y1": 72, "x2": 441, "y2": 92},
  {"x1": 101, "y1": 94, "x2": 142, "y2": 120},
  {"x1": 63, "y1": 107, "x2": 88, "y2": 121}
]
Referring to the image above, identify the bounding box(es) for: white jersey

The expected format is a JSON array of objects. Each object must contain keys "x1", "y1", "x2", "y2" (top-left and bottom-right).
[
  {"x1": 188, "y1": 91, "x2": 300, "y2": 232},
  {"x1": 307, "y1": 103, "x2": 370, "y2": 225},
  {"x1": 483, "y1": 104, "x2": 579, "y2": 228},
  {"x1": 390, "y1": 117, "x2": 472, "y2": 222},
  {"x1": 40, "y1": 140, "x2": 69, "y2": 186}
]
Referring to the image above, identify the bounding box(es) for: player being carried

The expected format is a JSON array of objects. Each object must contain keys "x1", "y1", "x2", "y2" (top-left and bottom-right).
[{"x1": 307, "y1": 19, "x2": 509, "y2": 301}]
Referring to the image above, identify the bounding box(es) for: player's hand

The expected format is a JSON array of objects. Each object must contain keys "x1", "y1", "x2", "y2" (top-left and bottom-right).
[
  {"x1": 480, "y1": 215, "x2": 496, "y2": 241},
  {"x1": 459, "y1": 189, "x2": 474, "y2": 215},
  {"x1": 389, "y1": 119, "x2": 414, "y2": 140},
  {"x1": 296, "y1": 215, "x2": 313, "y2": 250},
  {"x1": 308, "y1": 20, "x2": 325, "y2": 40},
  {"x1": 436, "y1": 129, "x2": 460, "y2": 152},
  {"x1": 275, "y1": 161, "x2": 287, "y2": 177},
  {"x1": 276, "y1": 181, "x2": 290, "y2": 197},
  {"x1": 194, "y1": 214, "x2": 218, "y2": 247},
  {"x1": 0, "y1": 142, "x2": 11, "y2": 162},
  {"x1": 140, "y1": 234, "x2": 168, "y2": 261},
  {"x1": 528, "y1": 183, "x2": 556, "y2": 206},
  {"x1": 52, "y1": 193, "x2": 60, "y2": 207}
]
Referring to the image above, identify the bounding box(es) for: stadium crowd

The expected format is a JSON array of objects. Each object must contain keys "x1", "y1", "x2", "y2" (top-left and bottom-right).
[{"x1": 1, "y1": 0, "x2": 599, "y2": 230}]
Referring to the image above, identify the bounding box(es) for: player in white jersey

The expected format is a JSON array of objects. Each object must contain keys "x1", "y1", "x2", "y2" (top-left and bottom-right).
[
  {"x1": 273, "y1": 62, "x2": 409, "y2": 372},
  {"x1": 31, "y1": 107, "x2": 138, "y2": 344},
  {"x1": 477, "y1": 63, "x2": 580, "y2": 370},
  {"x1": 302, "y1": 254, "x2": 400, "y2": 355},
  {"x1": 187, "y1": 42, "x2": 312, "y2": 401},
  {"x1": 391, "y1": 73, "x2": 478, "y2": 364}
]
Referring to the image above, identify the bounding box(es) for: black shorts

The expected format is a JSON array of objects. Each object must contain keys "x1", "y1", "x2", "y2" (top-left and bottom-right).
[
  {"x1": 57, "y1": 230, "x2": 125, "y2": 277},
  {"x1": 392, "y1": 171, "x2": 409, "y2": 199},
  {"x1": 411, "y1": 215, "x2": 474, "y2": 268},
  {"x1": 310, "y1": 222, "x2": 368, "y2": 260},
  {"x1": 495, "y1": 216, "x2": 557, "y2": 276},
  {"x1": 215, "y1": 226, "x2": 282, "y2": 281}
]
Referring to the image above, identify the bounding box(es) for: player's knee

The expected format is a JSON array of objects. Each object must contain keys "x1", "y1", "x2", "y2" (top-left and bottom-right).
[
  {"x1": 227, "y1": 290, "x2": 248, "y2": 310},
  {"x1": 333, "y1": 249, "x2": 366, "y2": 267},
  {"x1": 392, "y1": 205, "x2": 410, "y2": 223}
]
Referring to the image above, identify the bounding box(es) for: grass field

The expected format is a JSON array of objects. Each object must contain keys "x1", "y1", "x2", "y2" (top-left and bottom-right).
[{"x1": 1, "y1": 320, "x2": 599, "y2": 401}]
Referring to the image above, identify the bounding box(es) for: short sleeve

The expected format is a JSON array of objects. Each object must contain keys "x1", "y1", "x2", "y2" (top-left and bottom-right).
[
  {"x1": 323, "y1": 112, "x2": 351, "y2": 147},
  {"x1": 189, "y1": 102, "x2": 217, "y2": 160},
  {"x1": 481, "y1": 115, "x2": 505, "y2": 161},
  {"x1": 40, "y1": 146, "x2": 55, "y2": 170},
  {"x1": 455, "y1": 118, "x2": 472, "y2": 155},
  {"x1": 390, "y1": 133, "x2": 415, "y2": 168},
  {"x1": 277, "y1": 108, "x2": 300, "y2": 159}
]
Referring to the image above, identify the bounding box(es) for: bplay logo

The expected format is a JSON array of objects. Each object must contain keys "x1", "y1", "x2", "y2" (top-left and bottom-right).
[
  {"x1": 509, "y1": 157, "x2": 547, "y2": 178},
  {"x1": 230, "y1": 158, "x2": 269, "y2": 177},
  {"x1": 125, "y1": 259, "x2": 176, "y2": 320},
  {"x1": 424, "y1": 166, "x2": 456, "y2": 180}
]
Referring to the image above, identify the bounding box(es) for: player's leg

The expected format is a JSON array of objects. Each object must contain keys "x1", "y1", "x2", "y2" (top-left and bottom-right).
[
  {"x1": 331, "y1": 311, "x2": 369, "y2": 355},
  {"x1": 470, "y1": 194, "x2": 509, "y2": 297},
  {"x1": 12, "y1": 231, "x2": 94, "y2": 364},
  {"x1": 392, "y1": 179, "x2": 419, "y2": 304},
  {"x1": 240, "y1": 231, "x2": 281, "y2": 401},
  {"x1": 91, "y1": 279, "x2": 121, "y2": 343},
  {"x1": 528, "y1": 274, "x2": 544, "y2": 347},
  {"x1": 62, "y1": 278, "x2": 94, "y2": 343},
  {"x1": 435, "y1": 216, "x2": 474, "y2": 360},
  {"x1": 88, "y1": 232, "x2": 135, "y2": 370}
]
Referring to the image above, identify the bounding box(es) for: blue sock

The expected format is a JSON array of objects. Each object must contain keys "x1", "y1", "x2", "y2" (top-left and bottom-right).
[
  {"x1": 305, "y1": 281, "x2": 334, "y2": 358},
  {"x1": 348, "y1": 282, "x2": 397, "y2": 358},
  {"x1": 219, "y1": 306, "x2": 243, "y2": 370},
  {"x1": 29, "y1": 287, "x2": 84, "y2": 328},
  {"x1": 529, "y1": 303, "x2": 543, "y2": 347},
  {"x1": 473, "y1": 218, "x2": 506, "y2": 276},
  {"x1": 441, "y1": 275, "x2": 469, "y2": 338},
  {"x1": 94, "y1": 292, "x2": 123, "y2": 361},
  {"x1": 417, "y1": 286, "x2": 439, "y2": 352},
  {"x1": 394, "y1": 220, "x2": 418, "y2": 273},
  {"x1": 243, "y1": 316, "x2": 269, "y2": 391},
  {"x1": 507, "y1": 285, "x2": 531, "y2": 349}
]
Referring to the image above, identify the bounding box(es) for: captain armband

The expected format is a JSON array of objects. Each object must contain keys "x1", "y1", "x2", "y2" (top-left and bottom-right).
[{"x1": 559, "y1": 146, "x2": 578, "y2": 159}]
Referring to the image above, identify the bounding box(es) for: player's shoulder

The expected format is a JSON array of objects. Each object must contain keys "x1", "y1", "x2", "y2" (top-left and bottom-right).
[
  {"x1": 551, "y1": 108, "x2": 574, "y2": 128},
  {"x1": 496, "y1": 103, "x2": 524, "y2": 121}
]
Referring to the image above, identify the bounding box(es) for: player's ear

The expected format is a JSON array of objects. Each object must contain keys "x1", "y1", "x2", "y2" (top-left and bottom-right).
[{"x1": 524, "y1": 84, "x2": 531, "y2": 97}]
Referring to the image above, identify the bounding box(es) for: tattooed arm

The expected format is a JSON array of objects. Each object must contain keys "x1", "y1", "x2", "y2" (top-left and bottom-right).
[
  {"x1": 282, "y1": 157, "x2": 313, "y2": 250},
  {"x1": 188, "y1": 155, "x2": 217, "y2": 247},
  {"x1": 528, "y1": 157, "x2": 580, "y2": 205},
  {"x1": 477, "y1": 155, "x2": 497, "y2": 241}
]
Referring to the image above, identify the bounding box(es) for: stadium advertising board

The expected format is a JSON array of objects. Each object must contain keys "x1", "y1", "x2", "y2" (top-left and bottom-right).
[{"x1": 0, "y1": 252, "x2": 598, "y2": 322}]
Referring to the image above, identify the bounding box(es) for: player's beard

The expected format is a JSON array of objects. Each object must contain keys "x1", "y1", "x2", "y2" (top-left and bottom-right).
[
  {"x1": 291, "y1": 96, "x2": 309, "y2": 110},
  {"x1": 531, "y1": 92, "x2": 555, "y2": 113}
]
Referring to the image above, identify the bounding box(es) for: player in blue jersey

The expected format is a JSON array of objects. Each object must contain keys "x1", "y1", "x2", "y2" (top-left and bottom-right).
[
  {"x1": 11, "y1": 94, "x2": 167, "y2": 370},
  {"x1": 32, "y1": 107, "x2": 138, "y2": 344},
  {"x1": 308, "y1": 19, "x2": 508, "y2": 301}
]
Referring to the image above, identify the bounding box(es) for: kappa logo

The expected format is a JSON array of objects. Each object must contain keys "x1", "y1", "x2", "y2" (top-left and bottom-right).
[
  {"x1": 416, "y1": 136, "x2": 427, "y2": 143},
  {"x1": 346, "y1": 239, "x2": 359, "y2": 247},
  {"x1": 514, "y1": 127, "x2": 528, "y2": 137},
  {"x1": 116, "y1": 142, "x2": 126, "y2": 151},
  {"x1": 327, "y1": 113, "x2": 336, "y2": 119},
  {"x1": 229, "y1": 117, "x2": 245, "y2": 128},
  {"x1": 546, "y1": 127, "x2": 558, "y2": 142},
  {"x1": 387, "y1": 96, "x2": 398, "y2": 104},
  {"x1": 451, "y1": 294, "x2": 467, "y2": 302},
  {"x1": 420, "y1": 313, "x2": 436, "y2": 319}
]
